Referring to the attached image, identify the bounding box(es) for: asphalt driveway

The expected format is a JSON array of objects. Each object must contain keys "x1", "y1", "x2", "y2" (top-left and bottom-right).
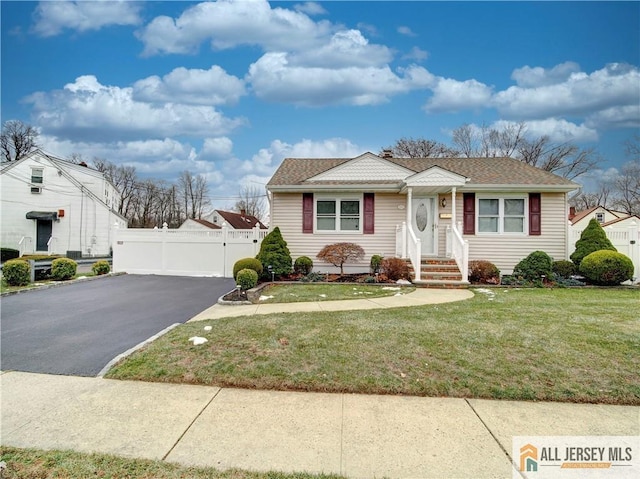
[{"x1": 1, "y1": 275, "x2": 236, "y2": 376}]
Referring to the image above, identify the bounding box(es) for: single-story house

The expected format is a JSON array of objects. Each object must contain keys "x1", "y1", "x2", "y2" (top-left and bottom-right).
[
  {"x1": 266, "y1": 151, "x2": 580, "y2": 284},
  {"x1": 569, "y1": 205, "x2": 634, "y2": 230},
  {"x1": 1, "y1": 150, "x2": 127, "y2": 257},
  {"x1": 200, "y1": 209, "x2": 267, "y2": 230},
  {"x1": 178, "y1": 218, "x2": 222, "y2": 230}
]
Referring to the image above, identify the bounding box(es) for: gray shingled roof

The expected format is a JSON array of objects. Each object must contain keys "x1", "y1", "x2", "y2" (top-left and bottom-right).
[{"x1": 267, "y1": 155, "x2": 579, "y2": 189}]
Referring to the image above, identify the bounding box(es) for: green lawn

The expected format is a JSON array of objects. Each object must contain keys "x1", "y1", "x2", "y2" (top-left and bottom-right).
[
  {"x1": 256, "y1": 283, "x2": 415, "y2": 303},
  {"x1": 106, "y1": 288, "x2": 640, "y2": 405},
  {"x1": 0, "y1": 446, "x2": 345, "y2": 479},
  {"x1": 0, "y1": 272, "x2": 97, "y2": 294}
]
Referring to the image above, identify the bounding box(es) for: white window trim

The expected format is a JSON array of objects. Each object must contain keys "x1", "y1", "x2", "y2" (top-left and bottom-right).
[
  {"x1": 314, "y1": 195, "x2": 363, "y2": 234},
  {"x1": 31, "y1": 167, "x2": 44, "y2": 185},
  {"x1": 476, "y1": 194, "x2": 528, "y2": 235}
]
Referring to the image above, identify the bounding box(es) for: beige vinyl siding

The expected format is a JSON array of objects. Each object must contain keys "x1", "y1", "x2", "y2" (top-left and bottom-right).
[
  {"x1": 271, "y1": 192, "x2": 405, "y2": 273},
  {"x1": 455, "y1": 192, "x2": 568, "y2": 274}
]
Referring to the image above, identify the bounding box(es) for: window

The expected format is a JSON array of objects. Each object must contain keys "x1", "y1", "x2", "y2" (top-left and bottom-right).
[
  {"x1": 478, "y1": 197, "x2": 526, "y2": 234},
  {"x1": 316, "y1": 198, "x2": 361, "y2": 232},
  {"x1": 31, "y1": 168, "x2": 44, "y2": 184},
  {"x1": 596, "y1": 212, "x2": 605, "y2": 223}
]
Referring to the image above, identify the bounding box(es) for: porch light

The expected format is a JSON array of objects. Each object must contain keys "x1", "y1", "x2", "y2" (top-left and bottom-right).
[{"x1": 440, "y1": 198, "x2": 447, "y2": 208}]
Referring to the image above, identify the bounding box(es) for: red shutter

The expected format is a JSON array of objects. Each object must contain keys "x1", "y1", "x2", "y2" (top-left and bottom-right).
[
  {"x1": 463, "y1": 193, "x2": 475, "y2": 235},
  {"x1": 529, "y1": 193, "x2": 541, "y2": 236},
  {"x1": 363, "y1": 193, "x2": 374, "y2": 234},
  {"x1": 302, "y1": 193, "x2": 313, "y2": 233}
]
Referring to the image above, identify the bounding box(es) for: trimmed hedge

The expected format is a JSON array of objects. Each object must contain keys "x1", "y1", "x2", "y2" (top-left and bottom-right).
[
  {"x1": 92, "y1": 260, "x2": 111, "y2": 275},
  {"x1": 51, "y1": 258, "x2": 77, "y2": 281},
  {"x1": 2, "y1": 259, "x2": 30, "y2": 286},
  {"x1": 513, "y1": 251, "x2": 553, "y2": 281},
  {"x1": 293, "y1": 256, "x2": 313, "y2": 275},
  {"x1": 1, "y1": 248, "x2": 20, "y2": 262},
  {"x1": 236, "y1": 268, "x2": 258, "y2": 290},
  {"x1": 468, "y1": 260, "x2": 500, "y2": 284},
  {"x1": 233, "y1": 258, "x2": 263, "y2": 279},
  {"x1": 552, "y1": 260, "x2": 576, "y2": 279},
  {"x1": 579, "y1": 250, "x2": 634, "y2": 286}
]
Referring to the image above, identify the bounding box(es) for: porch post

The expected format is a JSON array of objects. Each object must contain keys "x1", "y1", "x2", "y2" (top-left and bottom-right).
[
  {"x1": 451, "y1": 186, "x2": 457, "y2": 226},
  {"x1": 406, "y1": 187, "x2": 412, "y2": 227}
]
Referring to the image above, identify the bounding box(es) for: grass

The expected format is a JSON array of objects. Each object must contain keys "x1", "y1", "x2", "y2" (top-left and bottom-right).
[
  {"x1": 256, "y1": 283, "x2": 415, "y2": 303},
  {"x1": 107, "y1": 287, "x2": 640, "y2": 405},
  {"x1": 0, "y1": 446, "x2": 346, "y2": 479},
  {"x1": 0, "y1": 272, "x2": 98, "y2": 294}
]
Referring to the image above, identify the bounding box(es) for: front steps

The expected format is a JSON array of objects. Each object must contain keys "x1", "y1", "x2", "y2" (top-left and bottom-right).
[{"x1": 407, "y1": 258, "x2": 469, "y2": 288}]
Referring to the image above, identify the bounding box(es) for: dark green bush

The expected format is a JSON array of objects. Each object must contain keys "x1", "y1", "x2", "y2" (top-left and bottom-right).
[
  {"x1": 300, "y1": 272, "x2": 325, "y2": 282},
  {"x1": 92, "y1": 260, "x2": 110, "y2": 275},
  {"x1": 579, "y1": 250, "x2": 634, "y2": 286},
  {"x1": 293, "y1": 256, "x2": 313, "y2": 275},
  {"x1": 513, "y1": 251, "x2": 553, "y2": 281},
  {"x1": 1, "y1": 248, "x2": 20, "y2": 262},
  {"x1": 381, "y1": 257, "x2": 410, "y2": 281},
  {"x1": 552, "y1": 260, "x2": 575, "y2": 279},
  {"x1": 468, "y1": 260, "x2": 500, "y2": 284},
  {"x1": 51, "y1": 258, "x2": 77, "y2": 281},
  {"x1": 236, "y1": 268, "x2": 258, "y2": 290},
  {"x1": 370, "y1": 254, "x2": 383, "y2": 274},
  {"x1": 256, "y1": 227, "x2": 292, "y2": 278},
  {"x1": 2, "y1": 259, "x2": 30, "y2": 286},
  {"x1": 570, "y1": 218, "x2": 616, "y2": 267},
  {"x1": 233, "y1": 257, "x2": 264, "y2": 279}
]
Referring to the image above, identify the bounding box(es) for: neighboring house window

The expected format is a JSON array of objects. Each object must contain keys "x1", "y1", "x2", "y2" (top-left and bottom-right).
[
  {"x1": 596, "y1": 212, "x2": 605, "y2": 223},
  {"x1": 477, "y1": 197, "x2": 526, "y2": 234},
  {"x1": 316, "y1": 197, "x2": 361, "y2": 232},
  {"x1": 31, "y1": 168, "x2": 44, "y2": 184}
]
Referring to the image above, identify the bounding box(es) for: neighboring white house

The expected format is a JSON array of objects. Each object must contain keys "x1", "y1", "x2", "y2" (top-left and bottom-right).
[
  {"x1": 0, "y1": 150, "x2": 127, "y2": 256},
  {"x1": 178, "y1": 218, "x2": 221, "y2": 230},
  {"x1": 568, "y1": 205, "x2": 632, "y2": 230},
  {"x1": 200, "y1": 209, "x2": 267, "y2": 230}
]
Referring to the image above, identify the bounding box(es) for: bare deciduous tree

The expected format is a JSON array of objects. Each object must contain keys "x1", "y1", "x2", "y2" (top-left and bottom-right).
[
  {"x1": 1, "y1": 120, "x2": 39, "y2": 162},
  {"x1": 384, "y1": 137, "x2": 458, "y2": 158},
  {"x1": 93, "y1": 158, "x2": 139, "y2": 219},
  {"x1": 178, "y1": 170, "x2": 210, "y2": 219},
  {"x1": 235, "y1": 185, "x2": 267, "y2": 220},
  {"x1": 612, "y1": 160, "x2": 640, "y2": 215}
]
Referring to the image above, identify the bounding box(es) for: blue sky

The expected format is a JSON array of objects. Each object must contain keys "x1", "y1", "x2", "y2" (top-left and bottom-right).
[{"x1": 2, "y1": 1, "x2": 639, "y2": 208}]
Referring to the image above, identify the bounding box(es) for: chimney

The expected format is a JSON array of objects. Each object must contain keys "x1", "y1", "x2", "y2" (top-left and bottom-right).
[
  {"x1": 240, "y1": 208, "x2": 246, "y2": 218},
  {"x1": 381, "y1": 149, "x2": 393, "y2": 159},
  {"x1": 79, "y1": 161, "x2": 88, "y2": 167},
  {"x1": 569, "y1": 206, "x2": 576, "y2": 220}
]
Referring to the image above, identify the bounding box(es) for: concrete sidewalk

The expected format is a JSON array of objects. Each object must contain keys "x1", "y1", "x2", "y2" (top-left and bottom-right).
[
  {"x1": 189, "y1": 287, "x2": 475, "y2": 321},
  {"x1": 2, "y1": 371, "x2": 637, "y2": 478}
]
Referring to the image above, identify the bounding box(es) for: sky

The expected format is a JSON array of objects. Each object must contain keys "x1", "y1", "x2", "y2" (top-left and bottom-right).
[{"x1": 2, "y1": 0, "x2": 639, "y2": 209}]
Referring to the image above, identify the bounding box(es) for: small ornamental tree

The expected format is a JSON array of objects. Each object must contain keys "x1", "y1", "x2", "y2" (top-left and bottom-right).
[
  {"x1": 316, "y1": 242, "x2": 365, "y2": 276},
  {"x1": 570, "y1": 218, "x2": 616, "y2": 268},
  {"x1": 255, "y1": 227, "x2": 292, "y2": 278}
]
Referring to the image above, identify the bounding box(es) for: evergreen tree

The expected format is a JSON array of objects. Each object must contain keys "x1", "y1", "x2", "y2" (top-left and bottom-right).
[
  {"x1": 256, "y1": 227, "x2": 292, "y2": 278},
  {"x1": 570, "y1": 218, "x2": 616, "y2": 267}
]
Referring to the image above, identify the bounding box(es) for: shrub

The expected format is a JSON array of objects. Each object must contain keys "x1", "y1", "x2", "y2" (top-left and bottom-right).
[
  {"x1": 370, "y1": 254, "x2": 383, "y2": 274},
  {"x1": 300, "y1": 272, "x2": 325, "y2": 282},
  {"x1": 236, "y1": 268, "x2": 258, "y2": 290},
  {"x1": 552, "y1": 260, "x2": 575, "y2": 279},
  {"x1": 1, "y1": 247, "x2": 20, "y2": 262},
  {"x1": 233, "y1": 257, "x2": 264, "y2": 279},
  {"x1": 316, "y1": 243, "x2": 365, "y2": 276},
  {"x1": 293, "y1": 256, "x2": 313, "y2": 275},
  {"x1": 570, "y1": 218, "x2": 616, "y2": 267},
  {"x1": 51, "y1": 258, "x2": 77, "y2": 281},
  {"x1": 92, "y1": 260, "x2": 110, "y2": 275},
  {"x1": 468, "y1": 260, "x2": 500, "y2": 284},
  {"x1": 2, "y1": 259, "x2": 30, "y2": 286},
  {"x1": 364, "y1": 275, "x2": 376, "y2": 283},
  {"x1": 256, "y1": 227, "x2": 292, "y2": 278},
  {"x1": 579, "y1": 250, "x2": 634, "y2": 286},
  {"x1": 381, "y1": 257, "x2": 410, "y2": 281},
  {"x1": 513, "y1": 251, "x2": 553, "y2": 282}
]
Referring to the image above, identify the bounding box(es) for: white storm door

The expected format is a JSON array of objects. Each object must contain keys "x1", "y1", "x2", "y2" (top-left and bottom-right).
[{"x1": 412, "y1": 197, "x2": 436, "y2": 255}]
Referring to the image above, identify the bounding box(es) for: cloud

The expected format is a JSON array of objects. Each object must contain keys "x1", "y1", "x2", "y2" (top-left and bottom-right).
[
  {"x1": 132, "y1": 65, "x2": 246, "y2": 106},
  {"x1": 248, "y1": 54, "x2": 434, "y2": 106},
  {"x1": 293, "y1": 2, "x2": 327, "y2": 15},
  {"x1": 402, "y1": 46, "x2": 429, "y2": 62},
  {"x1": 493, "y1": 119, "x2": 599, "y2": 143},
  {"x1": 137, "y1": 0, "x2": 333, "y2": 56},
  {"x1": 425, "y1": 77, "x2": 493, "y2": 113},
  {"x1": 511, "y1": 61, "x2": 581, "y2": 88},
  {"x1": 25, "y1": 75, "x2": 246, "y2": 141},
  {"x1": 586, "y1": 105, "x2": 640, "y2": 129},
  {"x1": 397, "y1": 26, "x2": 417, "y2": 37},
  {"x1": 32, "y1": 0, "x2": 141, "y2": 37},
  {"x1": 494, "y1": 63, "x2": 640, "y2": 120}
]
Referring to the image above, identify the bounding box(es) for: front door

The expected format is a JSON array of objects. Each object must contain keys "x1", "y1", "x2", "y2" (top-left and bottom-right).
[
  {"x1": 36, "y1": 220, "x2": 52, "y2": 251},
  {"x1": 412, "y1": 197, "x2": 436, "y2": 255}
]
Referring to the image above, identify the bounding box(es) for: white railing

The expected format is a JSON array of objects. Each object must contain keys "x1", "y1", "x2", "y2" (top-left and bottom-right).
[
  {"x1": 447, "y1": 222, "x2": 469, "y2": 282},
  {"x1": 18, "y1": 236, "x2": 33, "y2": 256},
  {"x1": 47, "y1": 236, "x2": 57, "y2": 255},
  {"x1": 406, "y1": 223, "x2": 422, "y2": 282}
]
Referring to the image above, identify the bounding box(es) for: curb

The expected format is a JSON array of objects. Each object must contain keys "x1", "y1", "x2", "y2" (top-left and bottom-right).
[{"x1": 0, "y1": 272, "x2": 127, "y2": 297}]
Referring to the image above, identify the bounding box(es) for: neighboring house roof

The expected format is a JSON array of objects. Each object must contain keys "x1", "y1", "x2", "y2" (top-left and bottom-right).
[
  {"x1": 602, "y1": 215, "x2": 639, "y2": 227},
  {"x1": 216, "y1": 210, "x2": 267, "y2": 229},
  {"x1": 267, "y1": 152, "x2": 579, "y2": 191},
  {"x1": 191, "y1": 218, "x2": 221, "y2": 229},
  {"x1": 569, "y1": 205, "x2": 627, "y2": 225},
  {"x1": 569, "y1": 206, "x2": 600, "y2": 225}
]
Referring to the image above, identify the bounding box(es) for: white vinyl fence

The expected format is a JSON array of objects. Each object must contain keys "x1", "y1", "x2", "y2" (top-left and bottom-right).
[
  {"x1": 570, "y1": 220, "x2": 639, "y2": 282},
  {"x1": 112, "y1": 224, "x2": 268, "y2": 277}
]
